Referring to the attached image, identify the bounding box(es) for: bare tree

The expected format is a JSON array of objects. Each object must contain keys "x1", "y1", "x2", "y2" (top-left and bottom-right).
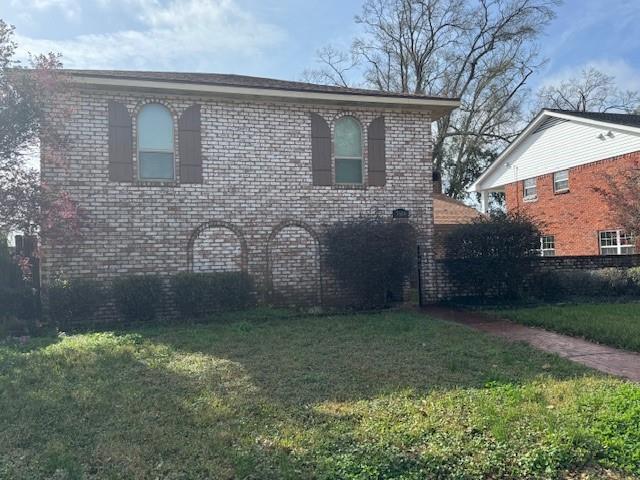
[
  {"x1": 305, "y1": 0, "x2": 558, "y2": 198},
  {"x1": 535, "y1": 67, "x2": 640, "y2": 113}
]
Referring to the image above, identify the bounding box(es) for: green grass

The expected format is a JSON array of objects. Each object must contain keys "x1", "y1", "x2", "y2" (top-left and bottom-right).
[
  {"x1": 491, "y1": 303, "x2": 640, "y2": 352},
  {"x1": 1, "y1": 310, "x2": 639, "y2": 479}
]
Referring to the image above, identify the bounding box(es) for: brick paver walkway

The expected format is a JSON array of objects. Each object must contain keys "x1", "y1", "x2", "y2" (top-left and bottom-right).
[{"x1": 423, "y1": 306, "x2": 640, "y2": 382}]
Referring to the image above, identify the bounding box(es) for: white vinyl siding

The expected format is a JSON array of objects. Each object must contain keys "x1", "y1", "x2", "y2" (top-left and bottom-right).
[
  {"x1": 553, "y1": 170, "x2": 569, "y2": 193},
  {"x1": 477, "y1": 118, "x2": 640, "y2": 190}
]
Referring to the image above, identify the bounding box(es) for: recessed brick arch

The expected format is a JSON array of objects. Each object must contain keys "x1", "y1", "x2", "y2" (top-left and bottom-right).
[
  {"x1": 267, "y1": 220, "x2": 322, "y2": 306},
  {"x1": 187, "y1": 221, "x2": 248, "y2": 272}
]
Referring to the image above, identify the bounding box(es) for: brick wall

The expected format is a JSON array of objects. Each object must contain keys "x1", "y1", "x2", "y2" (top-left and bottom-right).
[
  {"x1": 429, "y1": 254, "x2": 640, "y2": 301},
  {"x1": 41, "y1": 87, "x2": 436, "y2": 318},
  {"x1": 505, "y1": 152, "x2": 640, "y2": 256}
]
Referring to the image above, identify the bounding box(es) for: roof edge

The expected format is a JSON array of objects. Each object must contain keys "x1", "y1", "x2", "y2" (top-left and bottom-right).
[
  {"x1": 468, "y1": 108, "x2": 640, "y2": 193},
  {"x1": 65, "y1": 73, "x2": 460, "y2": 117}
]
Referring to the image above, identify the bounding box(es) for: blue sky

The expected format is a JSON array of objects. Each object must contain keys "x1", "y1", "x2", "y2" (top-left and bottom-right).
[{"x1": 1, "y1": 0, "x2": 640, "y2": 93}]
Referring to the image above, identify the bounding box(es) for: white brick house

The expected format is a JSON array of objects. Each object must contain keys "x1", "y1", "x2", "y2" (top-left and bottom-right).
[{"x1": 41, "y1": 70, "x2": 459, "y2": 311}]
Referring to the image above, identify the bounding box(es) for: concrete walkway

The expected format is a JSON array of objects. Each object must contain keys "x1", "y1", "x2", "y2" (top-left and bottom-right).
[{"x1": 423, "y1": 306, "x2": 640, "y2": 382}]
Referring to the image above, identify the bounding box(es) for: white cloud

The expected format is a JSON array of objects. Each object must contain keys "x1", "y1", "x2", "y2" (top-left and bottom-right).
[{"x1": 14, "y1": 0, "x2": 287, "y2": 71}]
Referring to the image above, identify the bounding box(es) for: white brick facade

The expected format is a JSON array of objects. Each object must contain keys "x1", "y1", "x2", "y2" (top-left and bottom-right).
[{"x1": 41, "y1": 86, "x2": 437, "y2": 310}]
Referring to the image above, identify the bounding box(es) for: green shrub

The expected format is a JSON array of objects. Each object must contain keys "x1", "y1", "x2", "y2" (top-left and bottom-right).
[
  {"x1": 324, "y1": 217, "x2": 416, "y2": 308},
  {"x1": 445, "y1": 211, "x2": 541, "y2": 299},
  {"x1": 594, "y1": 268, "x2": 632, "y2": 296},
  {"x1": 48, "y1": 279, "x2": 104, "y2": 328},
  {"x1": 112, "y1": 275, "x2": 163, "y2": 322},
  {"x1": 0, "y1": 286, "x2": 40, "y2": 336},
  {"x1": 171, "y1": 272, "x2": 254, "y2": 317},
  {"x1": 557, "y1": 269, "x2": 634, "y2": 297},
  {"x1": 628, "y1": 267, "x2": 640, "y2": 294}
]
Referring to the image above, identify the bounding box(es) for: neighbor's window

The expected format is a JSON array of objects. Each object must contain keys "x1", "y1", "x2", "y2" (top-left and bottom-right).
[
  {"x1": 334, "y1": 116, "x2": 363, "y2": 184},
  {"x1": 553, "y1": 170, "x2": 569, "y2": 193},
  {"x1": 523, "y1": 177, "x2": 537, "y2": 200},
  {"x1": 599, "y1": 230, "x2": 636, "y2": 255},
  {"x1": 540, "y1": 235, "x2": 556, "y2": 256},
  {"x1": 137, "y1": 104, "x2": 174, "y2": 180}
]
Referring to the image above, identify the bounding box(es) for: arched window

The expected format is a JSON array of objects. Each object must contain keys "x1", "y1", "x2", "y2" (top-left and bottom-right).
[
  {"x1": 334, "y1": 116, "x2": 363, "y2": 184},
  {"x1": 137, "y1": 104, "x2": 174, "y2": 180}
]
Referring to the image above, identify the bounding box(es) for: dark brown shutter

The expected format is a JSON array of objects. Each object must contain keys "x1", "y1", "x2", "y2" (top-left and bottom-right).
[
  {"x1": 310, "y1": 113, "x2": 331, "y2": 186},
  {"x1": 368, "y1": 116, "x2": 386, "y2": 186},
  {"x1": 179, "y1": 104, "x2": 202, "y2": 183},
  {"x1": 108, "y1": 101, "x2": 133, "y2": 182}
]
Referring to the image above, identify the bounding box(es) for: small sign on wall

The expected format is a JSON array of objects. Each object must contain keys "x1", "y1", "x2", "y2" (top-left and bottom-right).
[{"x1": 392, "y1": 208, "x2": 410, "y2": 219}]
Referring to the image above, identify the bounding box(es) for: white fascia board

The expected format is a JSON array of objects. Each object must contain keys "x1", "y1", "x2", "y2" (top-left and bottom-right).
[
  {"x1": 70, "y1": 75, "x2": 460, "y2": 116},
  {"x1": 467, "y1": 109, "x2": 640, "y2": 193},
  {"x1": 467, "y1": 110, "x2": 548, "y2": 193}
]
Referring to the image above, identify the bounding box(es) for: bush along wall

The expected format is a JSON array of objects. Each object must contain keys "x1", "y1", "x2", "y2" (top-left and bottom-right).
[
  {"x1": 324, "y1": 216, "x2": 416, "y2": 309},
  {"x1": 444, "y1": 211, "x2": 541, "y2": 301},
  {"x1": 171, "y1": 272, "x2": 254, "y2": 318},
  {"x1": 112, "y1": 275, "x2": 164, "y2": 323},
  {"x1": 48, "y1": 278, "x2": 105, "y2": 329}
]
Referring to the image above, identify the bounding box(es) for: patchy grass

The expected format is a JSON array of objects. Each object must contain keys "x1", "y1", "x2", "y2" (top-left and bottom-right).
[
  {"x1": 1, "y1": 311, "x2": 638, "y2": 479},
  {"x1": 491, "y1": 303, "x2": 640, "y2": 352}
]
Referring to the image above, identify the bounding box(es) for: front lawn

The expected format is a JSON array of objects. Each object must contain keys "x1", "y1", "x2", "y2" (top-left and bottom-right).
[
  {"x1": 492, "y1": 302, "x2": 640, "y2": 352},
  {"x1": 1, "y1": 310, "x2": 639, "y2": 479}
]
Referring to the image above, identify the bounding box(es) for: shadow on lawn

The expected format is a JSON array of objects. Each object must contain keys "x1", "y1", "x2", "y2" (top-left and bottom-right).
[{"x1": 0, "y1": 312, "x2": 600, "y2": 479}]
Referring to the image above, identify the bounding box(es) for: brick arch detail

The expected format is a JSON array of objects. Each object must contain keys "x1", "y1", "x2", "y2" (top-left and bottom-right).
[
  {"x1": 187, "y1": 221, "x2": 248, "y2": 272},
  {"x1": 266, "y1": 220, "x2": 323, "y2": 305}
]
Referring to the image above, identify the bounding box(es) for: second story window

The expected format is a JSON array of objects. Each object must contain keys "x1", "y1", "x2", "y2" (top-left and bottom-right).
[
  {"x1": 138, "y1": 104, "x2": 174, "y2": 181},
  {"x1": 599, "y1": 230, "x2": 636, "y2": 255},
  {"x1": 334, "y1": 116, "x2": 363, "y2": 184},
  {"x1": 553, "y1": 170, "x2": 569, "y2": 193},
  {"x1": 523, "y1": 177, "x2": 537, "y2": 200}
]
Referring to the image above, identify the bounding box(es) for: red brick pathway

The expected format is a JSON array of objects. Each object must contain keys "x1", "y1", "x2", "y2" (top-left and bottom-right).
[{"x1": 423, "y1": 306, "x2": 640, "y2": 382}]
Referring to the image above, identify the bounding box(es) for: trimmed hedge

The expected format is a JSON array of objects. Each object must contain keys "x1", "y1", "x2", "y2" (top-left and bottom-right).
[
  {"x1": 528, "y1": 268, "x2": 640, "y2": 301},
  {"x1": 171, "y1": 272, "x2": 254, "y2": 318},
  {"x1": 49, "y1": 279, "x2": 104, "y2": 328},
  {"x1": 112, "y1": 275, "x2": 163, "y2": 322},
  {"x1": 324, "y1": 217, "x2": 416, "y2": 308}
]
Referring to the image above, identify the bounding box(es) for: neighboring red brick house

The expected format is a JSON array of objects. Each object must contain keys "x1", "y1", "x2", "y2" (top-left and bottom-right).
[{"x1": 469, "y1": 110, "x2": 640, "y2": 256}]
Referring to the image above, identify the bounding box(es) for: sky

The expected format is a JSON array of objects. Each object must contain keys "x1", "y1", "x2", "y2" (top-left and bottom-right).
[{"x1": 1, "y1": 0, "x2": 640, "y2": 93}]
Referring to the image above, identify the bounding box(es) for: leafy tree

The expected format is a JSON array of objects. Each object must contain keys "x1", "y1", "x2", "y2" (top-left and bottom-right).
[
  {"x1": 0, "y1": 19, "x2": 80, "y2": 242},
  {"x1": 304, "y1": 0, "x2": 559, "y2": 198},
  {"x1": 534, "y1": 67, "x2": 640, "y2": 113}
]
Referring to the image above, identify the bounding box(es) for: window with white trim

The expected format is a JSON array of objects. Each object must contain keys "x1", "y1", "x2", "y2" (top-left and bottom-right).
[
  {"x1": 599, "y1": 230, "x2": 636, "y2": 255},
  {"x1": 137, "y1": 103, "x2": 175, "y2": 180},
  {"x1": 539, "y1": 236, "x2": 555, "y2": 256},
  {"x1": 553, "y1": 170, "x2": 569, "y2": 193},
  {"x1": 523, "y1": 177, "x2": 537, "y2": 200}
]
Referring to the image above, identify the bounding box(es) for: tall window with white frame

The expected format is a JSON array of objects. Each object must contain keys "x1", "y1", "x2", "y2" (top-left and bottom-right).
[
  {"x1": 599, "y1": 230, "x2": 636, "y2": 255},
  {"x1": 553, "y1": 170, "x2": 569, "y2": 193},
  {"x1": 137, "y1": 103, "x2": 175, "y2": 181},
  {"x1": 334, "y1": 116, "x2": 363, "y2": 184},
  {"x1": 539, "y1": 235, "x2": 556, "y2": 256},
  {"x1": 523, "y1": 177, "x2": 537, "y2": 200}
]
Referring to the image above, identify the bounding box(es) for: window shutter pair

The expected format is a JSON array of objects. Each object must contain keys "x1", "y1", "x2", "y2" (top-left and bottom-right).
[
  {"x1": 107, "y1": 101, "x2": 202, "y2": 183},
  {"x1": 310, "y1": 113, "x2": 386, "y2": 186}
]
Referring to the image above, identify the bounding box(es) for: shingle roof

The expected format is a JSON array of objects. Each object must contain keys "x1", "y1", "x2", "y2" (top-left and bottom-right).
[
  {"x1": 546, "y1": 109, "x2": 640, "y2": 129},
  {"x1": 63, "y1": 69, "x2": 456, "y2": 102},
  {"x1": 433, "y1": 194, "x2": 481, "y2": 225}
]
